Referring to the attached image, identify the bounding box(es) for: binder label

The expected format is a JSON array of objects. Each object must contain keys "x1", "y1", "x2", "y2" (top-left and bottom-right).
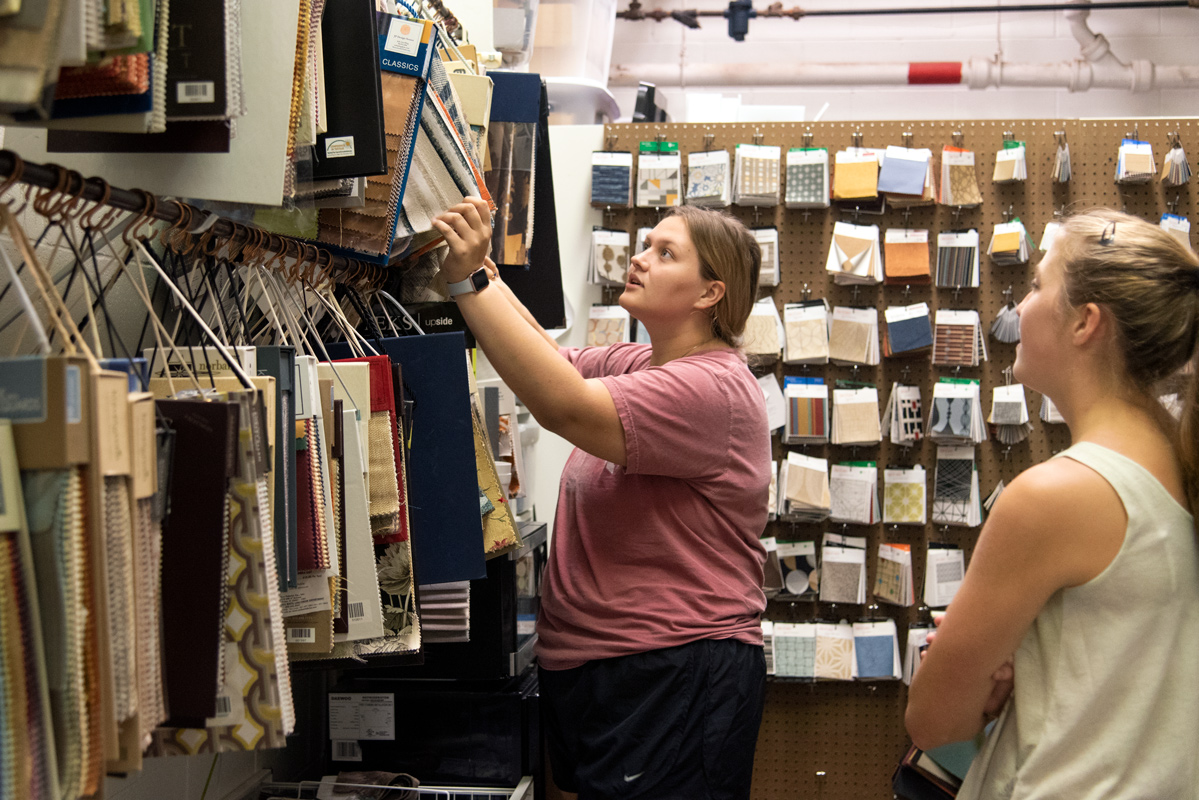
[{"x1": 325, "y1": 136, "x2": 356, "y2": 159}]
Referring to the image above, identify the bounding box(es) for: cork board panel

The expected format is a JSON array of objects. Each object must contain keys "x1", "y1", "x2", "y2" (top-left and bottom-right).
[{"x1": 598, "y1": 118, "x2": 1197, "y2": 799}]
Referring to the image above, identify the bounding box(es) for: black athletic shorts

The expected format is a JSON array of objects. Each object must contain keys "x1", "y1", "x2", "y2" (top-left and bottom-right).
[{"x1": 539, "y1": 638, "x2": 767, "y2": 800}]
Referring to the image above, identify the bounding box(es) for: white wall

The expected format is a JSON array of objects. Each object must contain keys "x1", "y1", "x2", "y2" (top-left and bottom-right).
[{"x1": 605, "y1": 1, "x2": 1199, "y2": 120}]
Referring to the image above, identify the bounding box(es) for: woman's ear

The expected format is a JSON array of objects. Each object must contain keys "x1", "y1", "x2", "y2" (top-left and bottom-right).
[
  {"x1": 697, "y1": 279, "x2": 726, "y2": 311},
  {"x1": 1072, "y1": 301, "x2": 1106, "y2": 347}
]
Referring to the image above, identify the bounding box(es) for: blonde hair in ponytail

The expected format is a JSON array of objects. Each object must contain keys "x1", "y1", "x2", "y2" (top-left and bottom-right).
[{"x1": 1055, "y1": 209, "x2": 1199, "y2": 512}]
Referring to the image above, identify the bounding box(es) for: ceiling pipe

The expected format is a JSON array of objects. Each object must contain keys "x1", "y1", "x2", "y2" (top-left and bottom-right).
[{"x1": 609, "y1": 5, "x2": 1199, "y2": 90}]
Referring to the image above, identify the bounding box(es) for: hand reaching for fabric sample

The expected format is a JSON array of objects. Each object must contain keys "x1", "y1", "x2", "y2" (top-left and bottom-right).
[{"x1": 432, "y1": 196, "x2": 492, "y2": 284}]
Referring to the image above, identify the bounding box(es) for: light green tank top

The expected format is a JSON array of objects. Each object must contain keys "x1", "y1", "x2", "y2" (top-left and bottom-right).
[{"x1": 959, "y1": 442, "x2": 1199, "y2": 800}]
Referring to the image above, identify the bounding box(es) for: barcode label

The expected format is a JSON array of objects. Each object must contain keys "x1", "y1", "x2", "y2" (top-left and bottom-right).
[
  {"x1": 287, "y1": 627, "x2": 316, "y2": 644},
  {"x1": 332, "y1": 740, "x2": 362, "y2": 762},
  {"x1": 176, "y1": 81, "x2": 215, "y2": 104},
  {"x1": 348, "y1": 602, "x2": 365, "y2": 620},
  {"x1": 214, "y1": 695, "x2": 232, "y2": 717}
]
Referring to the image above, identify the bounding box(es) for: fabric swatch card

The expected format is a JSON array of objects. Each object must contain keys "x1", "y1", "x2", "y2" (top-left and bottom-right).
[
  {"x1": 633, "y1": 225, "x2": 654, "y2": 256},
  {"x1": 932, "y1": 309, "x2": 986, "y2": 367},
  {"x1": 761, "y1": 620, "x2": 776, "y2": 674},
  {"x1": 833, "y1": 150, "x2": 879, "y2": 200},
  {"x1": 827, "y1": 222, "x2": 882, "y2": 285},
  {"x1": 883, "y1": 467, "x2": 927, "y2": 526},
  {"x1": 814, "y1": 622, "x2": 856, "y2": 680},
  {"x1": 932, "y1": 446, "x2": 982, "y2": 527},
  {"x1": 881, "y1": 382, "x2": 924, "y2": 445},
  {"x1": 773, "y1": 622, "x2": 817, "y2": 678},
  {"x1": 587, "y1": 305, "x2": 631, "y2": 346},
  {"x1": 884, "y1": 229, "x2": 931, "y2": 285},
  {"x1": 831, "y1": 387, "x2": 881, "y2": 445},
  {"x1": 758, "y1": 373, "x2": 786, "y2": 433},
  {"x1": 935, "y1": 231, "x2": 980, "y2": 288},
  {"x1": 777, "y1": 540, "x2": 819, "y2": 599},
  {"x1": 785, "y1": 147, "x2": 830, "y2": 208},
  {"x1": 884, "y1": 303, "x2": 934, "y2": 356},
  {"x1": 992, "y1": 144, "x2": 1027, "y2": 182},
  {"x1": 784, "y1": 381, "x2": 829, "y2": 445},
  {"x1": 1161, "y1": 144, "x2": 1191, "y2": 186},
  {"x1": 733, "y1": 143, "x2": 781, "y2": 206},
  {"x1": 928, "y1": 380, "x2": 986, "y2": 445},
  {"x1": 588, "y1": 229, "x2": 631, "y2": 286},
  {"x1": 875, "y1": 543, "x2": 915, "y2": 606},
  {"x1": 590, "y1": 151, "x2": 634, "y2": 207},
  {"x1": 636, "y1": 151, "x2": 682, "y2": 207},
  {"x1": 1041, "y1": 395, "x2": 1065, "y2": 424},
  {"x1": 761, "y1": 536, "x2": 783, "y2": 594},
  {"x1": 940, "y1": 146, "x2": 983, "y2": 207},
  {"x1": 742, "y1": 297, "x2": 783, "y2": 360},
  {"x1": 754, "y1": 227, "x2": 781, "y2": 287},
  {"x1": 989, "y1": 383, "x2": 1033, "y2": 445},
  {"x1": 878, "y1": 146, "x2": 931, "y2": 196},
  {"x1": 853, "y1": 620, "x2": 902, "y2": 680},
  {"x1": 819, "y1": 534, "x2": 867, "y2": 604},
  {"x1": 1160, "y1": 213, "x2": 1191, "y2": 248},
  {"x1": 783, "y1": 301, "x2": 831, "y2": 365},
  {"x1": 903, "y1": 625, "x2": 933, "y2": 685},
  {"x1": 1116, "y1": 139, "x2": 1155, "y2": 183},
  {"x1": 829, "y1": 463, "x2": 879, "y2": 524},
  {"x1": 828, "y1": 306, "x2": 880, "y2": 366},
  {"x1": 924, "y1": 544, "x2": 965, "y2": 607},
  {"x1": 686, "y1": 149, "x2": 731, "y2": 206},
  {"x1": 782, "y1": 451, "x2": 831, "y2": 522}
]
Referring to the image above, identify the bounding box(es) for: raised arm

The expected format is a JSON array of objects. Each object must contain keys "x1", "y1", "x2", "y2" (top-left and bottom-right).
[
  {"x1": 433, "y1": 198, "x2": 627, "y2": 465},
  {"x1": 484, "y1": 256, "x2": 561, "y2": 352}
]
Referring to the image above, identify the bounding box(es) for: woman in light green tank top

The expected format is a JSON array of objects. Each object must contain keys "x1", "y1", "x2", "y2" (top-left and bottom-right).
[{"x1": 906, "y1": 210, "x2": 1199, "y2": 800}]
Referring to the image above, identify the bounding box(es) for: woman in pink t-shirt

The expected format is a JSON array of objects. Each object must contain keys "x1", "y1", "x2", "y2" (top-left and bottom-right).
[{"x1": 434, "y1": 200, "x2": 772, "y2": 800}]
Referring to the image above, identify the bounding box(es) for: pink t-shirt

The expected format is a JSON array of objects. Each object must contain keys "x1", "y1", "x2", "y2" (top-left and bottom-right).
[{"x1": 536, "y1": 342, "x2": 771, "y2": 671}]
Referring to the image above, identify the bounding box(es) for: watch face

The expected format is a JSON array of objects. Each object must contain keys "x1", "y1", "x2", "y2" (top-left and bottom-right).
[{"x1": 471, "y1": 269, "x2": 489, "y2": 291}]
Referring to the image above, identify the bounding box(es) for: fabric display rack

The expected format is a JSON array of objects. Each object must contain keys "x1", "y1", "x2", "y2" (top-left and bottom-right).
[{"x1": 599, "y1": 117, "x2": 1199, "y2": 800}]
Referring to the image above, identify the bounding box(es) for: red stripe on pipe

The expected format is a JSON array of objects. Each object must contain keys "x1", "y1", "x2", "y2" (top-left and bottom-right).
[{"x1": 908, "y1": 62, "x2": 963, "y2": 85}]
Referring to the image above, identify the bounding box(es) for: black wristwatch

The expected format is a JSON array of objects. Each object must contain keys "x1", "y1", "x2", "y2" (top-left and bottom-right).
[{"x1": 447, "y1": 267, "x2": 489, "y2": 297}]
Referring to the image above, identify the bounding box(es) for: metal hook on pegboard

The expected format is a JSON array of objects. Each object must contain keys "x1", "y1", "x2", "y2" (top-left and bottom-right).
[
  {"x1": 753, "y1": 206, "x2": 763, "y2": 226},
  {"x1": 1003, "y1": 365, "x2": 1014, "y2": 386},
  {"x1": 1003, "y1": 204, "x2": 1014, "y2": 222},
  {"x1": 604, "y1": 134, "x2": 618, "y2": 151},
  {"x1": 900, "y1": 364, "x2": 912, "y2": 384},
  {"x1": 952, "y1": 130, "x2": 964, "y2": 149},
  {"x1": 852, "y1": 131, "x2": 863, "y2": 149},
  {"x1": 802, "y1": 281, "x2": 812, "y2": 301},
  {"x1": 753, "y1": 129, "x2": 765, "y2": 147},
  {"x1": 803, "y1": 129, "x2": 814, "y2": 149},
  {"x1": 703, "y1": 130, "x2": 715, "y2": 151},
  {"x1": 604, "y1": 204, "x2": 615, "y2": 225},
  {"x1": 850, "y1": 284, "x2": 862, "y2": 304},
  {"x1": 815, "y1": 770, "x2": 827, "y2": 800},
  {"x1": 901, "y1": 207, "x2": 913, "y2": 226},
  {"x1": 903, "y1": 131, "x2": 914, "y2": 149}
]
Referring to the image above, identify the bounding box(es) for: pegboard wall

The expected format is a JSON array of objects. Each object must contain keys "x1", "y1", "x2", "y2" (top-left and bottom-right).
[{"x1": 600, "y1": 118, "x2": 1198, "y2": 800}]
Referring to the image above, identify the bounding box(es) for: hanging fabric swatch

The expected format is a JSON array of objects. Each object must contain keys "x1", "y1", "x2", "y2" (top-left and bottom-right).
[
  {"x1": 780, "y1": 451, "x2": 831, "y2": 522},
  {"x1": 772, "y1": 622, "x2": 817, "y2": 679},
  {"x1": 1040, "y1": 220, "x2": 1061, "y2": 252},
  {"x1": 828, "y1": 463, "x2": 880, "y2": 524},
  {"x1": 1053, "y1": 136, "x2": 1072, "y2": 183},
  {"x1": 784, "y1": 380, "x2": 829, "y2": 445},
  {"x1": 758, "y1": 374, "x2": 786, "y2": 434},
  {"x1": 590, "y1": 151, "x2": 634, "y2": 207},
  {"x1": 742, "y1": 297, "x2": 784, "y2": 361},
  {"x1": 932, "y1": 309, "x2": 987, "y2": 367},
  {"x1": 883, "y1": 229, "x2": 931, "y2": 285},
  {"x1": 935, "y1": 230, "x2": 980, "y2": 288},
  {"x1": 686, "y1": 149, "x2": 731, "y2": 206},
  {"x1": 881, "y1": 382, "x2": 924, "y2": 446},
  {"x1": 587, "y1": 229, "x2": 630, "y2": 286},
  {"x1": 481, "y1": 70, "x2": 539, "y2": 266},
  {"x1": 903, "y1": 625, "x2": 934, "y2": 685},
  {"x1": 819, "y1": 533, "x2": 867, "y2": 604},
  {"x1": 1160, "y1": 213, "x2": 1192, "y2": 248},
  {"x1": 587, "y1": 305, "x2": 631, "y2": 346},
  {"x1": 940, "y1": 146, "x2": 983, "y2": 207},
  {"x1": 733, "y1": 143, "x2": 781, "y2": 206},
  {"x1": 1161, "y1": 140, "x2": 1192, "y2": 187},
  {"x1": 754, "y1": 227, "x2": 780, "y2": 287},
  {"x1": 875, "y1": 543, "x2": 915, "y2": 606},
  {"x1": 924, "y1": 543, "x2": 966, "y2": 606},
  {"x1": 991, "y1": 297, "x2": 1021, "y2": 343},
  {"x1": 931, "y1": 446, "x2": 982, "y2": 527},
  {"x1": 760, "y1": 620, "x2": 776, "y2": 674},
  {"x1": 633, "y1": 226, "x2": 654, "y2": 256},
  {"x1": 883, "y1": 466, "x2": 927, "y2": 526},
  {"x1": 853, "y1": 620, "x2": 902, "y2": 680},
  {"x1": 831, "y1": 386, "x2": 882, "y2": 446},
  {"x1": 878, "y1": 146, "x2": 933, "y2": 200},
  {"x1": 828, "y1": 306, "x2": 880, "y2": 366},
  {"x1": 826, "y1": 222, "x2": 883, "y2": 285},
  {"x1": 783, "y1": 300, "x2": 830, "y2": 365},
  {"x1": 636, "y1": 143, "x2": 681, "y2": 207},
  {"x1": 1041, "y1": 395, "x2": 1066, "y2": 424},
  {"x1": 1116, "y1": 138, "x2": 1156, "y2": 183},
  {"x1": 883, "y1": 303, "x2": 934, "y2": 358},
  {"x1": 992, "y1": 140, "x2": 1028, "y2": 183},
  {"x1": 833, "y1": 149, "x2": 879, "y2": 201},
  {"x1": 989, "y1": 383, "x2": 1033, "y2": 444},
  {"x1": 785, "y1": 147, "x2": 830, "y2": 208},
  {"x1": 988, "y1": 219, "x2": 1033, "y2": 266},
  {"x1": 0, "y1": 0, "x2": 69, "y2": 121},
  {"x1": 814, "y1": 622, "x2": 857, "y2": 681},
  {"x1": 777, "y1": 540, "x2": 819, "y2": 599},
  {"x1": 928, "y1": 380, "x2": 987, "y2": 445}
]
